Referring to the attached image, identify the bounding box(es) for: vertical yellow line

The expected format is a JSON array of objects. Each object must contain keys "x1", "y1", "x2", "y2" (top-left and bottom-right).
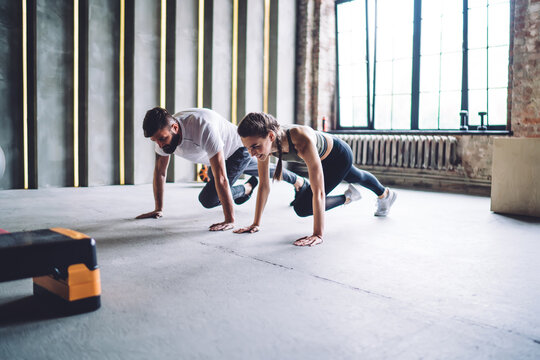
[
  {"x1": 119, "y1": 0, "x2": 125, "y2": 185},
  {"x1": 73, "y1": 0, "x2": 79, "y2": 187},
  {"x1": 197, "y1": 0, "x2": 204, "y2": 108},
  {"x1": 263, "y1": 0, "x2": 270, "y2": 113},
  {"x1": 231, "y1": 0, "x2": 238, "y2": 124},
  {"x1": 160, "y1": 0, "x2": 167, "y2": 108},
  {"x1": 22, "y1": 0, "x2": 29, "y2": 189}
]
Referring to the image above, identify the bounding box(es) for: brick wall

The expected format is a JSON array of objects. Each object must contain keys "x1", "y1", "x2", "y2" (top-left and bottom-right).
[
  {"x1": 295, "y1": 0, "x2": 336, "y2": 130},
  {"x1": 511, "y1": 0, "x2": 540, "y2": 137}
]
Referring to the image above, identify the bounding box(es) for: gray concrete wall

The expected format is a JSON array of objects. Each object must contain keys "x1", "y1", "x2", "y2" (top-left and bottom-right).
[
  {"x1": 0, "y1": 0, "x2": 298, "y2": 190},
  {"x1": 244, "y1": 0, "x2": 264, "y2": 116},
  {"x1": 0, "y1": 1, "x2": 23, "y2": 189},
  {"x1": 276, "y1": 0, "x2": 297, "y2": 125},
  {"x1": 211, "y1": 0, "x2": 233, "y2": 121},
  {"x1": 87, "y1": 0, "x2": 119, "y2": 186},
  {"x1": 132, "y1": 0, "x2": 160, "y2": 185},
  {"x1": 173, "y1": 0, "x2": 198, "y2": 182},
  {"x1": 36, "y1": 0, "x2": 74, "y2": 188}
]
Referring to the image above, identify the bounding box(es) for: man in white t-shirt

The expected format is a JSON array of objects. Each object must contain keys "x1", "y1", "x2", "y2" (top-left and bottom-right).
[{"x1": 135, "y1": 107, "x2": 305, "y2": 231}]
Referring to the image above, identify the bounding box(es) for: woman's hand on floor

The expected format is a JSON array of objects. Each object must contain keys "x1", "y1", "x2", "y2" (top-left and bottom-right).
[
  {"x1": 293, "y1": 234, "x2": 323, "y2": 247},
  {"x1": 233, "y1": 224, "x2": 260, "y2": 234}
]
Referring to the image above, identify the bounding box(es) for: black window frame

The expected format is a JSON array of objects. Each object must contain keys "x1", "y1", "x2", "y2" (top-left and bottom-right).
[{"x1": 335, "y1": 0, "x2": 510, "y2": 133}]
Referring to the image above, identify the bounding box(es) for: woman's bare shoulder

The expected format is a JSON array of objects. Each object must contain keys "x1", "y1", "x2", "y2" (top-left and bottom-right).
[{"x1": 289, "y1": 125, "x2": 316, "y2": 152}]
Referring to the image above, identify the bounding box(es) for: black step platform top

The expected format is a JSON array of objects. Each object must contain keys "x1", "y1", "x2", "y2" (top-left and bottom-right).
[{"x1": 0, "y1": 229, "x2": 98, "y2": 283}]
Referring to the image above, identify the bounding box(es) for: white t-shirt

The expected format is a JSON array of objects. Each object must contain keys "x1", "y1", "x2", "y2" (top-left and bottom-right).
[{"x1": 154, "y1": 108, "x2": 243, "y2": 166}]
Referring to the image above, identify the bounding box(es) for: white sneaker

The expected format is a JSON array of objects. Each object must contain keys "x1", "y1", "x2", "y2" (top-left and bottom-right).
[
  {"x1": 344, "y1": 184, "x2": 362, "y2": 203},
  {"x1": 375, "y1": 188, "x2": 397, "y2": 216}
]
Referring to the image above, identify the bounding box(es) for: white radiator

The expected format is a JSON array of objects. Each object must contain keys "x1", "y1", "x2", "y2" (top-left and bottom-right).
[{"x1": 335, "y1": 134, "x2": 458, "y2": 171}]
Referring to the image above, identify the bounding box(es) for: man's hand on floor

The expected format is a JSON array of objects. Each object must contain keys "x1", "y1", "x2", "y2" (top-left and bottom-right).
[
  {"x1": 209, "y1": 221, "x2": 234, "y2": 231},
  {"x1": 135, "y1": 210, "x2": 163, "y2": 219}
]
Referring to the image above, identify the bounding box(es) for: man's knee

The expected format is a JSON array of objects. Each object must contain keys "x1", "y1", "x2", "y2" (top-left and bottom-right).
[{"x1": 198, "y1": 191, "x2": 220, "y2": 209}]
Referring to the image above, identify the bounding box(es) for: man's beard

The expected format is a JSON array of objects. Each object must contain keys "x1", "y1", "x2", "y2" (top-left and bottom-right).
[{"x1": 162, "y1": 132, "x2": 180, "y2": 154}]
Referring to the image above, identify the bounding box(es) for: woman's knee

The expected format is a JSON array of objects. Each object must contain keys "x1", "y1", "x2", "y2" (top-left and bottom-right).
[{"x1": 293, "y1": 203, "x2": 312, "y2": 217}]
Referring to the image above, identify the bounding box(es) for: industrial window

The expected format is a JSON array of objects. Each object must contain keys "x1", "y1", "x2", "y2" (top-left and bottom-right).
[{"x1": 335, "y1": 0, "x2": 510, "y2": 130}]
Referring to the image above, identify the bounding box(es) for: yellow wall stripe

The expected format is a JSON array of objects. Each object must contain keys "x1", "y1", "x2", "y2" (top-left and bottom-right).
[
  {"x1": 119, "y1": 0, "x2": 125, "y2": 185},
  {"x1": 160, "y1": 0, "x2": 167, "y2": 108},
  {"x1": 263, "y1": 0, "x2": 270, "y2": 114},
  {"x1": 231, "y1": 0, "x2": 238, "y2": 124},
  {"x1": 22, "y1": 0, "x2": 29, "y2": 189},
  {"x1": 73, "y1": 0, "x2": 79, "y2": 187}
]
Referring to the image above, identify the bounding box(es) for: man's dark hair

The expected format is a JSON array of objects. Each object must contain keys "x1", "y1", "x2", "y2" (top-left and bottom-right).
[{"x1": 142, "y1": 107, "x2": 175, "y2": 138}]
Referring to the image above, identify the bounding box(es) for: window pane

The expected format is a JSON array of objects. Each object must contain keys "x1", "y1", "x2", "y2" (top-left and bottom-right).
[
  {"x1": 440, "y1": 1, "x2": 463, "y2": 53},
  {"x1": 339, "y1": 96, "x2": 353, "y2": 127},
  {"x1": 421, "y1": 18, "x2": 442, "y2": 56},
  {"x1": 393, "y1": 25, "x2": 413, "y2": 59},
  {"x1": 377, "y1": 24, "x2": 394, "y2": 61},
  {"x1": 488, "y1": 3, "x2": 510, "y2": 47},
  {"x1": 488, "y1": 88, "x2": 508, "y2": 125},
  {"x1": 469, "y1": 0, "x2": 487, "y2": 8},
  {"x1": 439, "y1": 91, "x2": 461, "y2": 129},
  {"x1": 469, "y1": 7, "x2": 487, "y2": 49},
  {"x1": 420, "y1": 55, "x2": 441, "y2": 93},
  {"x1": 374, "y1": 0, "x2": 414, "y2": 129},
  {"x1": 440, "y1": 52, "x2": 462, "y2": 91},
  {"x1": 468, "y1": 89, "x2": 488, "y2": 126},
  {"x1": 337, "y1": 0, "x2": 369, "y2": 128},
  {"x1": 353, "y1": 96, "x2": 369, "y2": 127},
  {"x1": 337, "y1": 1, "x2": 355, "y2": 33},
  {"x1": 352, "y1": 65, "x2": 368, "y2": 96},
  {"x1": 488, "y1": 46, "x2": 509, "y2": 88},
  {"x1": 339, "y1": 65, "x2": 353, "y2": 98},
  {"x1": 419, "y1": 92, "x2": 440, "y2": 129},
  {"x1": 469, "y1": 49, "x2": 487, "y2": 90},
  {"x1": 338, "y1": 32, "x2": 353, "y2": 65},
  {"x1": 374, "y1": 95, "x2": 392, "y2": 129},
  {"x1": 393, "y1": 58, "x2": 412, "y2": 94},
  {"x1": 376, "y1": 61, "x2": 393, "y2": 95},
  {"x1": 392, "y1": 95, "x2": 411, "y2": 129},
  {"x1": 422, "y1": 0, "x2": 442, "y2": 25}
]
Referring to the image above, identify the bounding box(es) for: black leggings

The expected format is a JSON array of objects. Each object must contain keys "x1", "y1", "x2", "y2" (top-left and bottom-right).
[{"x1": 293, "y1": 136, "x2": 386, "y2": 217}]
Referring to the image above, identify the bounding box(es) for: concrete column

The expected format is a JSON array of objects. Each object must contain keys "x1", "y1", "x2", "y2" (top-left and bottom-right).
[
  {"x1": 0, "y1": 0, "x2": 24, "y2": 189},
  {"x1": 243, "y1": 0, "x2": 264, "y2": 117},
  {"x1": 36, "y1": 0, "x2": 74, "y2": 188},
  {"x1": 211, "y1": 0, "x2": 232, "y2": 120},
  {"x1": 87, "y1": 0, "x2": 120, "y2": 186},
  {"x1": 172, "y1": 0, "x2": 198, "y2": 182},
  {"x1": 275, "y1": 0, "x2": 297, "y2": 125},
  {"x1": 131, "y1": 0, "x2": 160, "y2": 185}
]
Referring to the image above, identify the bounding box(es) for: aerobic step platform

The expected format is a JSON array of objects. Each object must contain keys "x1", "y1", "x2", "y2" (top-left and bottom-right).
[{"x1": 0, "y1": 228, "x2": 101, "y2": 314}]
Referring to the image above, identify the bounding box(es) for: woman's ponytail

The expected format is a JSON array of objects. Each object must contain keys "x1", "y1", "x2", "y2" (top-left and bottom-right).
[{"x1": 274, "y1": 135, "x2": 283, "y2": 181}]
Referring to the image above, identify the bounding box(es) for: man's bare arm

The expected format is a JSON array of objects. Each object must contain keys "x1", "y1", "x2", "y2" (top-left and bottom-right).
[
  {"x1": 208, "y1": 151, "x2": 235, "y2": 231},
  {"x1": 136, "y1": 154, "x2": 170, "y2": 219}
]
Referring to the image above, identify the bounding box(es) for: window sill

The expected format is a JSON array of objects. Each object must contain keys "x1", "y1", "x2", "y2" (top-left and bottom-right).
[{"x1": 329, "y1": 129, "x2": 512, "y2": 136}]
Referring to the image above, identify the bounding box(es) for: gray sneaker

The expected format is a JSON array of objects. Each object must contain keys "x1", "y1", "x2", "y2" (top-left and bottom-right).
[
  {"x1": 374, "y1": 188, "x2": 397, "y2": 216},
  {"x1": 344, "y1": 184, "x2": 362, "y2": 203}
]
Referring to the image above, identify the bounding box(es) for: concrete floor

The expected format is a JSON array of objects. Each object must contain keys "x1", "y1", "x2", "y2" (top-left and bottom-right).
[{"x1": 1, "y1": 182, "x2": 540, "y2": 359}]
